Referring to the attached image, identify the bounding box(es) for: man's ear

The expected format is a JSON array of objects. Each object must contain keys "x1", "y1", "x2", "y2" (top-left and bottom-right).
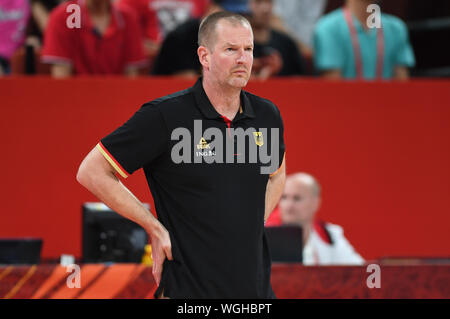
[{"x1": 198, "y1": 46, "x2": 210, "y2": 70}]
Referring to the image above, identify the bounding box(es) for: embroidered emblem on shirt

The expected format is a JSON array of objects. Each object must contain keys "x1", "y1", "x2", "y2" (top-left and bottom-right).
[
  {"x1": 253, "y1": 131, "x2": 264, "y2": 147},
  {"x1": 197, "y1": 137, "x2": 210, "y2": 150}
]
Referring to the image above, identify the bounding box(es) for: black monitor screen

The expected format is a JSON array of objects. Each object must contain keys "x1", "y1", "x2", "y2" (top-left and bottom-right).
[
  {"x1": 265, "y1": 225, "x2": 303, "y2": 263},
  {"x1": 82, "y1": 202, "x2": 149, "y2": 263},
  {"x1": 0, "y1": 238, "x2": 42, "y2": 264}
]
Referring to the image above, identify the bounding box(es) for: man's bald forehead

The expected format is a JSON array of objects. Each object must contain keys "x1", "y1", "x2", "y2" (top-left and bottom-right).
[{"x1": 286, "y1": 173, "x2": 321, "y2": 197}]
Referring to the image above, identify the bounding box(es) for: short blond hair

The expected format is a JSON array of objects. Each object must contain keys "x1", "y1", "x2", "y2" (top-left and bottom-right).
[{"x1": 198, "y1": 11, "x2": 251, "y2": 49}]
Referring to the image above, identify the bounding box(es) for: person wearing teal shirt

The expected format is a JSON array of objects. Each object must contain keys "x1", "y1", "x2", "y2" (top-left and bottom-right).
[{"x1": 313, "y1": 0, "x2": 415, "y2": 80}]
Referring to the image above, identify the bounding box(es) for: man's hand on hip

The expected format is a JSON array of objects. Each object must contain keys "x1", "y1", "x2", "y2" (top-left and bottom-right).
[{"x1": 150, "y1": 222, "x2": 173, "y2": 286}]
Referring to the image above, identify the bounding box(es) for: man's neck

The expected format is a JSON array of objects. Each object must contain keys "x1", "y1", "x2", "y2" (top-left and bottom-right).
[
  {"x1": 346, "y1": 0, "x2": 373, "y2": 29},
  {"x1": 202, "y1": 77, "x2": 241, "y2": 121}
]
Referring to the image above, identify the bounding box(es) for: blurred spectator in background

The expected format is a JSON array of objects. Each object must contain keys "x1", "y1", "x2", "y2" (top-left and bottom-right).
[
  {"x1": 117, "y1": 0, "x2": 161, "y2": 58},
  {"x1": 314, "y1": 0, "x2": 415, "y2": 80},
  {"x1": 152, "y1": 0, "x2": 247, "y2": 77},
  {"x1": 41, "y1": 0, "x2": 147, "y2": 77},
  {"x1": 271, "y1": 0, "x2": 327, "y2": 59},
  {"x1": 27, "y1": 0, "x2": 61, "y2": 46},
  {"x1": 0, "y1": 0, "x2": 30, "y2": 76},
  {"x1": 249, "y1": 0, "x2": 306, "y2": 79},
  {"x1": 146, "y1": 0, "x2": 209, "y2": 39},
  {"x1": 276, "y1": 172, "x2": 364, "y2": 265}
]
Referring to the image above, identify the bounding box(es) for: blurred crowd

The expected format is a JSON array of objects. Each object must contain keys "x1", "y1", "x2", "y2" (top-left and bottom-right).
[{"x1": 0, "y1": 0, "x2": 434, "y2": 79}]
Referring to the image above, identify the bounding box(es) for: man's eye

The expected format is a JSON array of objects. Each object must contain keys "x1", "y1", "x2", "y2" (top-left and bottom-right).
[
  {"x1": 246, "y1": 48, "x2": 253, "y2": 51},
  {"x1": 226, "y1": 48, "x2": 235, "y2": 52}
]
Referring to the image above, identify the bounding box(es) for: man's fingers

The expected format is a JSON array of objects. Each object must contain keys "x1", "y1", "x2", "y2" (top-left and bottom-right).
[
  {"x1": 164, "y1": 245, "x2": 173, "y2": 261},
  {"x1": 152, "y1": 259, "x2": 162, "y2": 286}
]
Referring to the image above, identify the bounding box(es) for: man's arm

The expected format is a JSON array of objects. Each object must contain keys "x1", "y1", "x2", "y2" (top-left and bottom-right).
[
  {"x1": 76, "y1": 146, "x2": 172, "y2": 285},
  {"x1": 328, "y1": 225, "x2": 365, "y2": 265},
  {"x1": 124, "y1": 67, "x2": 139, "y2": 77},
  {"x1": 51, "y1": 64, "x2": 72, "y2": 78},
  {"x1": 264, "y1": 158, "x2": 286, "y2": 223},
  {"x1": 173, "y1": 70, "x2": 200, "y2": 78},
  {"x1": 321, "y1": 69, "x2": 342, "y2": 79},
  {"x1": 393, "y1": 66, "x2": 409, "y2": 80},
  {"x1": 31, "y1": 1, "x2": 50, "y2": 33}
]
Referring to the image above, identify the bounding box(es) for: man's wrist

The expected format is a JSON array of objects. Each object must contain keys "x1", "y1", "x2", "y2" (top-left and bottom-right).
[{"x1": 142, "y1": 213, "x2": 161, "y2": 235}]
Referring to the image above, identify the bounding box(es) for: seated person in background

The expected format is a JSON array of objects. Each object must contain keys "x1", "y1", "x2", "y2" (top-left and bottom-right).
[
  {"x1": 24, "y1": 1, "x2": 61, "y2": 73},
  {"x1": 249, "y1": 0, "x2": 306, "y2": 79},
  {"x1": 151, "y1": 0, "x2": 247, "y2": 77},
  {"x1": 117, "y1": 0, "x2": 162, "y2": 58},
  {"x1": 146, "y1": 0, "x2": 210, "y2": 39},
  {"x1": 27, "y1": 0, "x2": 61, "y2": 44},
  {"x1": 116, "y1": 0, "x2": 209, "y2": 59},
  {"x1": 271, "y1": 0, "x2": 328, "y2": 59},
  {"x1": 0, "y1": 0, "x2": 30, "y2": 75},
  {"x1": 41, "y1": 0, "x2": 147, "y2": 77},
  {"x1": 275, "y1": 172, "x2": 364, "y2": 265},
  {"x1": 313, "y1": 0, "x2": 415, "y2": 80}
]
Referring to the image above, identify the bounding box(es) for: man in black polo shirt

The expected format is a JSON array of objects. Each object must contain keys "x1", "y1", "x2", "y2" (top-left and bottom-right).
[{"x1": 77, "y1": 11, "x2": 286, "y2": 299}]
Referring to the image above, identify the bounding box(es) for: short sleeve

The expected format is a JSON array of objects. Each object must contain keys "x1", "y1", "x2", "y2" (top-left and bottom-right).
[
  {"x1": 270, "y1": 105, "x2": 286, "y2": 177},
  {"x1": 41, "y1": 6, "x2": 74, "y2": 65},
  {"x1": 393, "y1": 19, "x2": 415, "y2": 68},
  {"x1": 98, "y1": 103, "x2": 169, "y2": 178},
  {"x1": 313, "y1": 19, "x2": 344, "y2": 72}
]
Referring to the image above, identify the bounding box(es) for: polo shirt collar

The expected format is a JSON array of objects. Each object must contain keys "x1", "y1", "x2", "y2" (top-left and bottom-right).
[{"x1": 192, "y1": 77, "x2": 256, "y2": 121}]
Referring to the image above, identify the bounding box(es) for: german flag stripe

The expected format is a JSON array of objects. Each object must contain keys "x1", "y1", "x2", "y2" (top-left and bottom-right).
[
  {"x1": 96, "y1": 142, "x2": 129, "y2": 178},
  {"x1": 270, "y1": 153, "x2": 286, "y2": 177}
]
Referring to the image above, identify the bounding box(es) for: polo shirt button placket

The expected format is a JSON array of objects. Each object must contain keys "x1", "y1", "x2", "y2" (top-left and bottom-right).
[{"x1": 220, "y1": 115, "x2": 233, "y2": 139}]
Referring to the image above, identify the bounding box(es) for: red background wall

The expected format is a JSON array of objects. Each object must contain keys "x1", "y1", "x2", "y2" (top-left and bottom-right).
[{"x1": 1, "y1": 76, "x2": 449, "y2": 261}]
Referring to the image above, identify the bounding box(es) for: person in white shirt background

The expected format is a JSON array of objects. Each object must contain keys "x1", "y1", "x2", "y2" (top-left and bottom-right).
[{"x1": 279, "y1": 172, "x2": 365, "y2": 265}]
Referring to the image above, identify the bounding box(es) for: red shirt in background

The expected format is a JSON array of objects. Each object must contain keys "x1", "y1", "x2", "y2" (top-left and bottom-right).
[
  {"x1": 118, "y1": 0, "x2": 161, "y2": 43},
  {"x1": 41, "y1": 0, "x2": 147, "y2": 75}
]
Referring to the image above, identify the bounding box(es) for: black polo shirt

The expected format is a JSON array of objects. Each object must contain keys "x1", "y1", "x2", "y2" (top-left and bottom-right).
[{"x1": 97, "y1": 78, "x2": 285, "y2": 299}]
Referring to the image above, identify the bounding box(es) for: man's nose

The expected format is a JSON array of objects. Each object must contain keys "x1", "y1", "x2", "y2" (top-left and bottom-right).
[
  {"x1": 281, "y1": 198, "x2": 292, "y2": 210},
  {"x1": 236, "y1": 48, "x2": 250, "y2": 64},
  {"x1": 286, "y1": 199, "x2": 296, "y2": 212}
]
